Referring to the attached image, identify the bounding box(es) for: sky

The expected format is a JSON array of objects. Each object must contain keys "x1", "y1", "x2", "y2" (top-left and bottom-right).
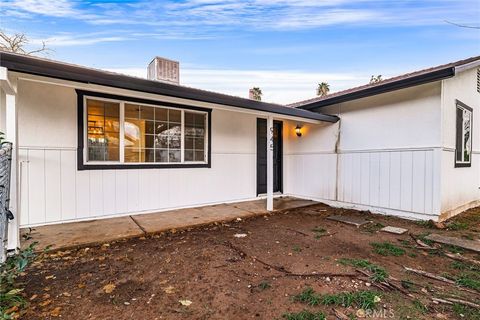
[{"x1": 0, "y1": 0, "x2": 479, "y2": 104}]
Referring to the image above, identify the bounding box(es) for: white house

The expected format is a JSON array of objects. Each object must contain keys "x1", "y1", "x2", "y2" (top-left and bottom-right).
[{"x1": 0, "y1": 51, "x2": 479, "y2": 251}]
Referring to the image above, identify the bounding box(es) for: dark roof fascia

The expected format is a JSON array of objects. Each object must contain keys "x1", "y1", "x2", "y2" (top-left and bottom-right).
[
  {"x1": 0, "y1": 52, "x2": 338, "y2": 123},
  {"x1": 298, "y1": 67, "x2": 455, "y2": 111}
]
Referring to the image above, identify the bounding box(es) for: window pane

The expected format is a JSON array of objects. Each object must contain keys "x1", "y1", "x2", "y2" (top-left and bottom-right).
[
  {"x1": 185, "y1": 137, "x2": 194, "y2": 149},
  {"x1": 195, "y1": 150, "x2": 205, "y2": 162},
  {"x1": 125, "y1": 104, "x2": 160, "y2": 162},
  {"x1": 125, "y1": 148, "x2": 140, "y2": 163},
  {"x1": 156, "y1": 108, "x2": 168, "y2": 121},
  {"x1": 195, "y1": 138, "x2": 204, "y2": 149},
  {"x1": 145, "y1": 121, "x2": 155, "y2": 134},
  {"x1": 125, "y1": 104, "x2": 140, "y2": 119},
  {"x1": 87, "y1": 99, "x2": 120, "y2": 162},
  {"x1": 155, "y1": 122, "x2": 169, "y2": 135},
  {"x1": 140, "y1": 106, "x2": 155, "y2": 120},
  {"x1": 184, "y1": 111, "x2": 206, "y2": 162},
  {"x1": 169, "y1": 150, "x2": 181, "y2": 162},
  {"x1": 169, "y1": 109, "x2": 181, "y2": 123},
  {"x1": 463, "y1": 109, "x2": 471, "y2": 162},
  {"x1": 185, "y1": 150, "x2": 194, "y2": 161},
  {"x1": 155, "y1": 135, "x2": 168, "y2": 149},
  {"x1": 145, "y1": 135, "x2": 155, "y2": 148},
  {"x1": 155, "y1": 149, "x2": 168, "y2": 163},
  {"x1": 124, "y1": 119, "x2": 142, "y2": 148},
  {"x1": 169, "y1": 136, "x2": 181, "y2": 149},
  {"x1": 456, "y1": 107, "x2": 463, "y2": 162}
]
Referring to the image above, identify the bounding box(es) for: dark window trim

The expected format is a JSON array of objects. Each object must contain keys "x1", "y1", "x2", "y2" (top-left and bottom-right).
[
  {"x1": 77, "y1": 89, "x2": 212, "y2": 170},
  {"x1": 454, "y1": 99, "x2": 473, "y2": 168}
]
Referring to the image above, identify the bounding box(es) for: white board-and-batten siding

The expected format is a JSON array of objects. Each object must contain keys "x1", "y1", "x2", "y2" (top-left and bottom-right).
[
  {"x1": 19, "y1": 149, "x2": 257, "y2": 226},
  {"x1": 17, "y1": 79, "x2": 259, "y2": 226}
]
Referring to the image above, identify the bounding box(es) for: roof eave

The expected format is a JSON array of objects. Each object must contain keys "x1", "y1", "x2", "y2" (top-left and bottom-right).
[
  {"x1": 298, "y1": 67, "x2": 456, "y2": 111},
  {"x1": 0, "y1": 51, "x2": 338, "y2": 123}
]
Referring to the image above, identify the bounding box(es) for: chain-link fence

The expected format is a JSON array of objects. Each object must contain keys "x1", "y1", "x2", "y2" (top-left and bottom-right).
[{"x1": 0, "y1": 142, "x2": 13, "y2": 263}]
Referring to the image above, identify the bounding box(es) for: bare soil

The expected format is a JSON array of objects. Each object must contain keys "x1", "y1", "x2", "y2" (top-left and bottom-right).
[{"x1": 18, "y1": 204, "x2": 480, "y2": 319}]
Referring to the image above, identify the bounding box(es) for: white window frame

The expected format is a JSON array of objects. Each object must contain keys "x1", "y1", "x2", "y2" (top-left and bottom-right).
[
  {"x1": 455, "y1": 100, "x2": 473, "y2": 168},
  {"x1": 83, "y1": 95, "x2": 209, "y2": 167}
]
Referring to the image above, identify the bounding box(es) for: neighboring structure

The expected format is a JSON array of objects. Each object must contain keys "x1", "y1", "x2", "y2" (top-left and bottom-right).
[{"x1": 0, "y1": 51, "x2": 479, "y2": 251}]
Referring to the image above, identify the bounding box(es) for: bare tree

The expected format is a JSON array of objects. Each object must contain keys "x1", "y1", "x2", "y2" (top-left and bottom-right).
[
  {"x1": 316, "y1": 82, "x2": 330, "y2": 97},
  {"x1": 250, "y1": 87, "x2": 263, "y2": 101},
  {"x1": 0, "y1": 30, "x2": 50, "y2": 55},
  {"x1": 369, "y1": 75, "x2": 383, "y2": 84}
]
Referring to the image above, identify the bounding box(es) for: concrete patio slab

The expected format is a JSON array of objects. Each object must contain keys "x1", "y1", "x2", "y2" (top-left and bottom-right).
[
  {"x1": 21, "y1": 216, "x2": 143, "y2": 251},
  {"x1": 20, "y1": 197, "x2": 318, "y2": 251},
  {"x1": 132, "y1": 204, "x2": 249, "y2": 234},
  {"x1": 425, "y1": 233, "x2": 480, "y2": 253},
  {"x1": 381, "y1": 226, "x2": 408, "y2": 235},
  {"x1": 327, "y1": 215, "x2": 371, "y2": 227}
]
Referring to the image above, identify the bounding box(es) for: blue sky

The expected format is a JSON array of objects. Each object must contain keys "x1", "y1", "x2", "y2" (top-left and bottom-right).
[{"x1": 1, "y1": 0, "x2": 479, "y2": 104}]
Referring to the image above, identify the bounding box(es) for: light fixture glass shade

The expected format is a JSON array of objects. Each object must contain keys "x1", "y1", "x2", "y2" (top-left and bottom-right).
[{"x1": 295, "y1": 125, "x2": 302, "y2": 137}]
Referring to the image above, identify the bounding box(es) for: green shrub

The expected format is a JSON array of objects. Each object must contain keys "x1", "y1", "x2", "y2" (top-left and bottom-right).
[{"x1": 0, "y1": 242, "x2": 37, "y2": 319}]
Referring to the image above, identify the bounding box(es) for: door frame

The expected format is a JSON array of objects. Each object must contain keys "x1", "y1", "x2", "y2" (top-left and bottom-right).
[{"x1": 256, "y1": 118, "x2": 283, "y2": 195}]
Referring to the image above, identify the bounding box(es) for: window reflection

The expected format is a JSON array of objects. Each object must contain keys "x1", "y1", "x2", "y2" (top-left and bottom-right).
[{"x1": 87, "y1": 99, "x2": 120, "y2": 161}]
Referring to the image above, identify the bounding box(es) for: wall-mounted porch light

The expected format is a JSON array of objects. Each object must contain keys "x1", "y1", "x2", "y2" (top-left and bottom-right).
[{"x1": 295, "y1": 124, "x2": 302, "y2": 137}]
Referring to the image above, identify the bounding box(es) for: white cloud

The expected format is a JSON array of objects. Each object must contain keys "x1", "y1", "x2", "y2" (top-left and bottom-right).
[
  {"x1": 4, "y1": 0, "x2": 478, "y2": 32},
  {"x1": 5, "y1": 0, "x2": 78, "y2": 17},
  {"x1": 30, "y1": 34, "x2": 129, "y2": 47},
  {"x1": 106, "y1": 67, "x2": 368, "y2": 104}
]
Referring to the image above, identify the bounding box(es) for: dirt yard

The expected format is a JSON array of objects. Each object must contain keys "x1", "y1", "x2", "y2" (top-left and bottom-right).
[{"x1": 17, "y1": 204, "x2": 480, "y2": 319}]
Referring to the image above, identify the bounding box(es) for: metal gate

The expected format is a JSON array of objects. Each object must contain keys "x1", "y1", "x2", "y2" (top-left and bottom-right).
[{"x1": 0, "y1": 142, "x2": 13, "y2": 263}]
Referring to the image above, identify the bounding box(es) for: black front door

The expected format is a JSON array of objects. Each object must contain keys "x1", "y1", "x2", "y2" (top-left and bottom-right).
[{"x1": 257, "y1": 118, "x2": 283, "y2": 195}]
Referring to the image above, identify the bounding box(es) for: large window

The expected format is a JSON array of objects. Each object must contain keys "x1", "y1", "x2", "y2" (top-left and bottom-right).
[
  {"x1": 79, "y1": 91, "x2": 210, "y2": 169},
  {"x1": 455, "y1": 100, "x2": 472, "y2": 167}
]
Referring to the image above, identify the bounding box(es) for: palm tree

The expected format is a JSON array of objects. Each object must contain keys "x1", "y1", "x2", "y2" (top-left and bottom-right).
[
  {"x1": 369, "y1": 75, "x2": 383, "y2": 84},
  {"x1": 316, "y1": 82, "x2": 330, "y2": 97},
  {"x1": 250, "y1": 87, "x2": 262, "y2": 101}
]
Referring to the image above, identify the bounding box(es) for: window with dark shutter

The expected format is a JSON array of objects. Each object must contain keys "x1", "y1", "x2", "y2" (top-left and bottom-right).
[{"x1": 455, "y1": 100, "x2": 473, "y2": 167}]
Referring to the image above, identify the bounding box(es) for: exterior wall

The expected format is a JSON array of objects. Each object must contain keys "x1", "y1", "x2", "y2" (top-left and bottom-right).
[
  {"x1": 319, "y1": 83, "x2": 443, "y2": 220},
  {"x1": 283, "y1": 120, "x2": 338, "y2": 201},
  {"x1": 17, "y1": 79, "x2": 262, "y2": 226},
  {"x1": 440, "y1": 67, "x2": 480, "y2": 219}
]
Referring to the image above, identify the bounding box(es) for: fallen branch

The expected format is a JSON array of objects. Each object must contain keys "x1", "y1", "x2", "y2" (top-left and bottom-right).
[
  {"x1": 444, "y1": 252, "x2": 480, "y2": 266},
  {"x1": 410, "y1": 233, "x2": 435, "y2": 249},
  {"x1": 332, "y1": 308, "x2": 349, "y2": 320},
  {"x1": 286, "y1": 228, "x2": 309, "y2": 237},
  {"x1": 285, "y1": 272, "x2": 357, "y2": 278},
  {"x1": 433, "y1": 297, "x2": 480, "y2": 309},
  {"x1": 404, "y1": 266, "x2": 455, "y2": 284},
  {"x1": 223, "y1": 241, "x2": 356, "y2": 278}
]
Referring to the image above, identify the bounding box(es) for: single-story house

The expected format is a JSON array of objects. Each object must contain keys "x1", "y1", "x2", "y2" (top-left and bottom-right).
[{"x1": 0, "y1": 51, "x2": 479, "y2": 251}]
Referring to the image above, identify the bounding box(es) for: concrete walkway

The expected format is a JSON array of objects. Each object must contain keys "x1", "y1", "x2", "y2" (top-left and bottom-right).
[{"x1": 21, "y1": 197, "x2": 316, "y2": 251}]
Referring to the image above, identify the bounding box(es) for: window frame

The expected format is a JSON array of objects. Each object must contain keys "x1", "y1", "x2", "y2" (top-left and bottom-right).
[
  {"x1": 77, "y1": 90, "x2": 211, "y2": 170},
  {"x1": 454, "y1": 99, "x2": 473, "y2": 168}
]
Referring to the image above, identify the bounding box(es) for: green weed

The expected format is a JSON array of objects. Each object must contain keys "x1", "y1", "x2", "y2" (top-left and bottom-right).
[
  {"x1": 452, "y1": 303, "x2": 480, "y2": 320},
  {"x1": 312, "y1": 227, "x2": 327, "y2": 239},
  {"x1": 447, "y1": 222, "x2": 469, "y2": 231},
  {"x1": 282, "y1": 310, "x2": 326, "y2": 320},
  {"x1": 338, "y1": 258, "x2": 388, "y2": 282},
  {"x1": 258, "y1": 281, "x2": 271, "y2": 290},
  {"x1": 293, "y1": 288, "x2": 381, "y2": 310},
  {"x1": 1, "y1": 242, "x2": 38, "y2": 319},
  {"x1": 370, "y1": 242, "x2": 405, "y2": 256}
]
